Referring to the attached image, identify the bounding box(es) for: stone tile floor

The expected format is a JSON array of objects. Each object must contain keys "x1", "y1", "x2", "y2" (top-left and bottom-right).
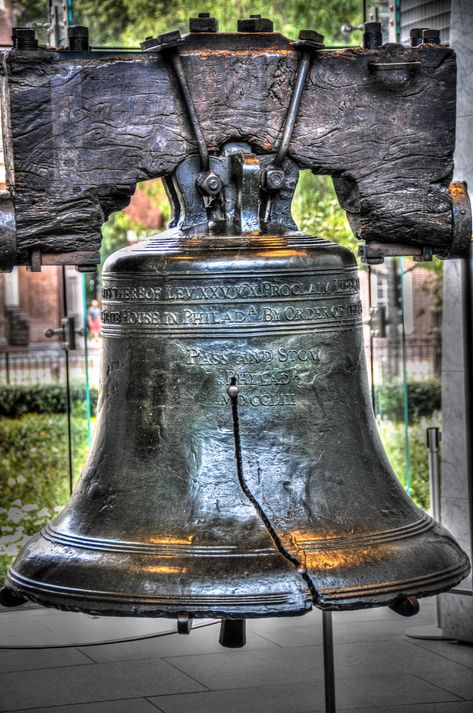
[{"x1": 0, "y1": 599, "x2": 472, "y2": 713}]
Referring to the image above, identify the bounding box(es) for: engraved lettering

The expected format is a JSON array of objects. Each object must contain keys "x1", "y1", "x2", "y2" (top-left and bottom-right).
[
  {"x1": 278, "y1": 347, "x2": 321, "y2": 363},
  {"x1": 224, "y1": 369, "x2": 302, "y2": 386},
  {"x1": 102, "y1": 276, "x2": 360, "y2": 304},
  {"x1": 220, "y1": 392, "x2": 298, "y2": 407},
  {"x1": 101, "y1": 310, "x2": 121, "y2": 324}
]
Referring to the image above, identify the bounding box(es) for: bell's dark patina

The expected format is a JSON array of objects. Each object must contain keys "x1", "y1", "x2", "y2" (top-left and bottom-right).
[{"x1": 5, "y1": 142, "x2": 470, "y2": 619}]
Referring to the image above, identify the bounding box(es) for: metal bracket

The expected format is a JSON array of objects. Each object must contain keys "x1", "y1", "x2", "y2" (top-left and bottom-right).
[
  {"x1": 261, "y1": 29, "x2": 323, "y2": 222},
  {"x1": 166, "y1": 142, "x2": 299, "y2": 236},
  {"x1": 359, "y1": 242, "x2": 433, "y2": 265},
  {"x1": 369, "y1": 305, "x2": 387, "y2": 338},
  {"x1": 440, "y1": 181, "x2": 472, "y2": 259},
  {"x1": 141, "y1": 29, "x2": 212, "y2": 191},
  {"x1": 44, "y1": 315, "x2": 83, "y2": 351},
  {"x1": 369, "y1": 61, "x2": 422, "y2": 71},
  {"x1": 233, "y1": 153, "x2": 261, "y2": 234}
]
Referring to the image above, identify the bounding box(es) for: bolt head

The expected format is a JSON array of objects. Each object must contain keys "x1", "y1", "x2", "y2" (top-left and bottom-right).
[
  {"x1": 298, "y1": 29, "x2": 324, "y2": 44},
  {"x1": 410, "y1": 27, "x2": 427, "y2": 47},
  {"x1": 12, "y1": 26, "x2": 38, "y2": 50},
  {"x1": 363, "y1": 21, "x2": 383, "y2": 48},
  {"x1": 422, "y1": 28, "x2": 441, "y2": 44},
  {"x1": 141, "y1": 30, "x2": 183, "y2": 52},
  {"x1": 68, "y1": 25, "x2": 89, "y2": 37},
  {"x1": 263, "y1": 168, "x2": 285, "y2": 191},
  {"x1": 197, "y1": 171, "x2": 223, "y2": 197},
  {"x1": 237, "y1": 16, "x2": 273, "y2": 33},
  {"x1": 190, "y1": 14, "x2": 218, "y2": 33}
]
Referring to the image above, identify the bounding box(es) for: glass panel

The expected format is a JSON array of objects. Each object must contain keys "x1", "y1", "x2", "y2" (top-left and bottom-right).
[
  {"x1": 63, "y1": 266, "x2": 95, "y2": 496},
  {"x1": 369, "y1": 257, "x2": 442, "y2": 513},
  {"x1": 0, "y1": 266, "x2": 67, "y2": 578},
  {"x1": 0, "y1": 265, "x2": 94, "y2": 579}
]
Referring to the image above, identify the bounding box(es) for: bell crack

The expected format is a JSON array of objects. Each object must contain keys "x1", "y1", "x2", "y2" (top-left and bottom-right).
[{"x1": 226, "y1": 378, "x2": 318, "y2": 603}]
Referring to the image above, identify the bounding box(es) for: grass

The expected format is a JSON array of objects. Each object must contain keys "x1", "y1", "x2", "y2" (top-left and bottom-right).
[{"x1": 0, "y1": 409, "x2": 90, "y2": 578}]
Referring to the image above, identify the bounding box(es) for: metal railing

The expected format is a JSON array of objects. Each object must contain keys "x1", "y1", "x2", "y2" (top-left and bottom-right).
[
  {"x1": 369, "y1": 337, "x2": 442, "y2": 382},
  {"x1": 0, "y1": 348, "x2": 100, "y2": 386}
]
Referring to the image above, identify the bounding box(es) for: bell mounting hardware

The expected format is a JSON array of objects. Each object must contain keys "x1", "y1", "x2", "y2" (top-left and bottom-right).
[{"x1": 0, "y1": 18, "x2": 470, "y2": 271}]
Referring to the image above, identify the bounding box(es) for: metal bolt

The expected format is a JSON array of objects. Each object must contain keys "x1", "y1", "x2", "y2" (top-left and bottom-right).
[
  {"x1": 422, "y1": 28, "x2": 441, "y2": 44},
  {"x1": 189, "y1": 13, "x2": 218, "y2": 33},
  {"x1": 197, "y1": 171, "x2": 223, "y2": 197},
  {"x1": 12, "y1": 27, "x2": 38, "y2": 50},
  {"x1": 140, "y1": 30, "x2": 183, "y2": 53},
  {"x1": 68, "y1": 25, "x2": 89, "y2": 51},
  {"x1": 390, "y1": 595, "x2": 420, "y2": 617},
  {"x1": 0, "y1": 586, "x2": 26, "y2": 607},
  {"x1": 410, "y1": 27, "x2": 427, "y2": 47},
  {"x1": 298, "y1": 29, "x2": 324, "y2": 46},
  {"x1": 263, "y1": 168, "x2": 285, "y2": 191},
  {"x1": 237, "y1": 16, "x2": 274, "y2": 33},
  {"x1": 363, "y1": 21, "x2": 383, "y2": 49}
]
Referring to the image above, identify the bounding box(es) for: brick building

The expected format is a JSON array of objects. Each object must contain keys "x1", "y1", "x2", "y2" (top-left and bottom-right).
[
  {"x1": 360, "y1": 261, "x2": 442, "y2": 383},
  {"x1": 0, "y1": 0, "x2": 22, "y2": 45}
]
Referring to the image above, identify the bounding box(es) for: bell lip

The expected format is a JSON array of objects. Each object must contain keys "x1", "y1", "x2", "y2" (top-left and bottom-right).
[
  {"x1": 5, "y1": 569, "x2": 313, "y2": 619},
  {"x1": 312, "y1": 553, "x2": 471, "y2": 611},
  {"x1": 6, "y1": 552, "x2": 469, "y2": 617}
]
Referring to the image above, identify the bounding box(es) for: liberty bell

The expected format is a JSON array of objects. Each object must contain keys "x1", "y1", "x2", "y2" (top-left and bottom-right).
[{"x1": 1, "y1": 25, "x2": 470, "y2": 647}]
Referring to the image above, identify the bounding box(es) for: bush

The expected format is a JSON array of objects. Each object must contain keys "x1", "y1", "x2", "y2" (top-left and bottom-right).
[
  {"x1": 0, "y1": 384, "x2": 98, "y2": 418},
  {"x1": 375, "y1": 381, "x2": 441, "y2": 423},
  {"x1": 378, "y1": 414, "x2": 440, "y2": 511},
  {"x1": 0, "y1": 411, "x2": 90, "y2": 578}
]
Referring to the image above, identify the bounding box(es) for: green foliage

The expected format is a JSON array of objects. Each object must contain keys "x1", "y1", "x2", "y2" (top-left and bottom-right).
[
  {"x1": 74, "y1": 0, "x2": 131, "y2": 45},
  {"x1": 378, "y1": 416, "x2": 439, "y2": 511},
  {"x1": 100, "y1": 179, "x2": 171, "y2": 268},
  {"x1": 0, "y1": 384, "x2": 98, "y2": 418},
  {"x1": 100, "y1": 208, "x2": 134, "y2": 265},
  {"x1": 375, "y1": 381, "x2": 441, "y2": 424},
  {"x1": 0, "y1": 411, "x2": 90, "y2": 577},
  {"x1": 292, "y1": 172, "x2": 357, "y2": 253},
  {"x1": 20, "y1": 0, "x2": 362, "y2": 46},
  {"x1": 99, "y1": 0, "x2": 361, "y2": 47}
]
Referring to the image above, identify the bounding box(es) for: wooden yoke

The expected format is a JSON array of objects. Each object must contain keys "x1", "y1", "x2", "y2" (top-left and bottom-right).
[{"x1": 0, "y1": 26, "x2": 470, "y2": 271}]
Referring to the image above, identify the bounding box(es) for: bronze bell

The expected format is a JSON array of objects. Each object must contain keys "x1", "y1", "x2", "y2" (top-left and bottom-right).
[{"x1": 2, "y1": 145, "x2": 470, "y2": 633}]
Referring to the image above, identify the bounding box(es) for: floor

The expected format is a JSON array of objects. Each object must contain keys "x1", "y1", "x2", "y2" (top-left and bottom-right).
[{"x1": 0, "y1": 599, "x2": 472, "y2": 713}]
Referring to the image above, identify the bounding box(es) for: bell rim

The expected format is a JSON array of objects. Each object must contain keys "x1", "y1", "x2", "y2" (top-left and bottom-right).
[
  {"x1": 5, "y1": 569, "x2": 313, "y2": 619},
  {"x1": 6, "y1": 550, "x2": 469, "y2": 616}
]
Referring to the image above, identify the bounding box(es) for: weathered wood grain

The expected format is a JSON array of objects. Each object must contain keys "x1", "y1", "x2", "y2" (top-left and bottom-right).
[{"x1": 0, "y1": 33, "x2": 458, "y2": 265}]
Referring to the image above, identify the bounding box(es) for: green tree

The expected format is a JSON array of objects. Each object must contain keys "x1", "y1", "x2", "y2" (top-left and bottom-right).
[
  {"x1": 19, "y1": 0, "x2": 362, "y2": 46},
  {"x1": 118, "y1": 0, "x2": 361, "y2": 46}
]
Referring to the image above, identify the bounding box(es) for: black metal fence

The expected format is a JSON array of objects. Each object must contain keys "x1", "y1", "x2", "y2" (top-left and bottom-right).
[
  {"x1": 0, "y1": 349, "x2": 99, "y2": 386},
  {"x1": 370, "y1": 337, "x2": 442, "y2": 383},
  {"x1": 0, "y1": 338, "x2": 440, "y2": 388}
]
